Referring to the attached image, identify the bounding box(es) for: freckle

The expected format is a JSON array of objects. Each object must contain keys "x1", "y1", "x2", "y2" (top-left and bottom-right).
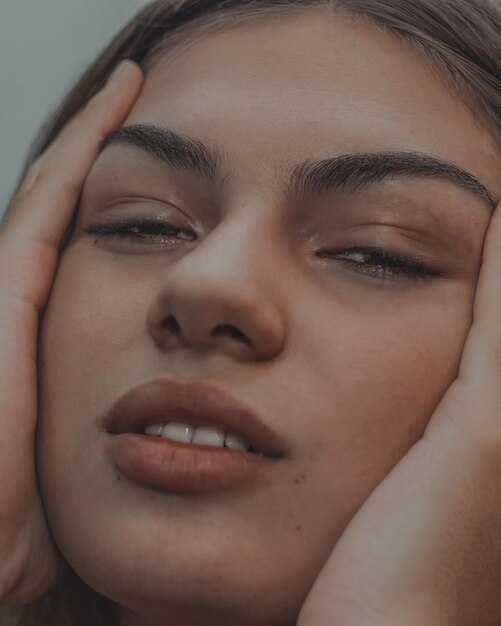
[
  {"x1": 301, "y1": 473, "x2": 306, "y2": 481},
  {"x1": 294, "y1": 478, "x2": 300, "y2": 485},
  {"x1": 296, "y1": 525, "x2": 302, "y2": 532},
  {"x1": 116, "y1": 474, "x2": 121, "y2": 481}
]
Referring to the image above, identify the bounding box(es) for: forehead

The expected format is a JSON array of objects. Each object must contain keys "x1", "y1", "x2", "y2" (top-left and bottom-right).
[{"x1": 122, "y1": 7, "x2": 501, "y2": 196}]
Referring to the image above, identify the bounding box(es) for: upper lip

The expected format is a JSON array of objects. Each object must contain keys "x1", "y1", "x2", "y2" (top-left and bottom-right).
[{"x1": 102, "y1": 375, "x2": 286, "y2": 459}]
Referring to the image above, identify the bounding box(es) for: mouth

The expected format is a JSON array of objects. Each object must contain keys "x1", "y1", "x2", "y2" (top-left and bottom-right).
[
  {"x1": 140, "y1": 421, "x2": 262, "y2": 455},
  {"x1": 102, "y1": 375, "x2": 286, "y2": 494}
]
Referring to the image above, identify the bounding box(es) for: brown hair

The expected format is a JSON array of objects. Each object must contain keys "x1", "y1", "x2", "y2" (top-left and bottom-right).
[{"x1": 10, "y1": 0, "x2": 501, "y2": 623}]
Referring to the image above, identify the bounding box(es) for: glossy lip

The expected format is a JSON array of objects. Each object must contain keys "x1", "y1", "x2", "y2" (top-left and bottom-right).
[{"x1": 102, "y1": 375, "x2": 287, "y2": 459}]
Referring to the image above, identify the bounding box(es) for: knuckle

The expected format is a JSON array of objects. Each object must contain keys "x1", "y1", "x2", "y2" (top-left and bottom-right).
[
  {"x1": 12, "y1": 160, "x2": 42, "y2": 199},
  {"x1": 23, "y1": 161, "x2": 39, "y2": 181},
  {"x1": 1, "y1": 184, "x2": 35, "y2": 229},
  {"x1": 34, "y1": 161, "x2": 52, "y2": 186}
]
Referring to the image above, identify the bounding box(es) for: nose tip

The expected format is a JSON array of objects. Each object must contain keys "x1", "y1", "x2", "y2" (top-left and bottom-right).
[
  {"x1": 147, "y1": 283, "x2": 286, "y2": 362},
  {"x1": 146, "y1": 213, "x2": 288, "y2": 362}
]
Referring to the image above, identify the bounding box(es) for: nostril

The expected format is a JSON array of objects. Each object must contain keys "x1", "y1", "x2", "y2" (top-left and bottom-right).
[
  {"x1": 163, "y1": 316, "x2": 181, "y2": 333},
  {"x1": 212, "y1": 325, "x2": 251, "y2": 346}
]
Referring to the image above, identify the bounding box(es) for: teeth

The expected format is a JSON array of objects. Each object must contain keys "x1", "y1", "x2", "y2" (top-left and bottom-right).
[
  {"x1": 192, "y1": 425, "x2": 225, "y2": 447},
  {"x1": 224, "y1": 431, "x2": 250, "y2": 452},
  {"x1": 144, "y1": 423, "x2": 164, "y2": 437},
  {"x1": 143, "y1": 422, "x2": 252, "y2": 453},
  {"x1": 161, "y1": 422, "x2": 194, "y2": 444}
]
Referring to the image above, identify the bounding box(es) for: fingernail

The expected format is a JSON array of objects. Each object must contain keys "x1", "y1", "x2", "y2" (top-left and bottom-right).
[{"x1": 106, "y1": 60, "x2": 132, "y2": 88}]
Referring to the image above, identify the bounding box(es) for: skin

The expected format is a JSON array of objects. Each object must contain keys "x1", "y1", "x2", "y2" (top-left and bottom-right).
[
  {"x1": 0, "y1": 61, "x2": 143, "y2": 607},
  {"x1": 29, "y1": 7, "x2": 501, "y2": 626}
]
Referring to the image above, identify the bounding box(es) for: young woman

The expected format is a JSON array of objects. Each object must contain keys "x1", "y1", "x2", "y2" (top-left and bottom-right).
[{"x1": 1, "y1": 1, "x2": 501, "y2": 624}]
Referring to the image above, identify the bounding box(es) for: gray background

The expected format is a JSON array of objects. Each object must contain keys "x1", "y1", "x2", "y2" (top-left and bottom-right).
[
  {"x1": 0, "y1": 0, "x2": 150, "y2": 218},
  {"x1": 0, "y1": 1, "x2": 148, "y2": 622}
]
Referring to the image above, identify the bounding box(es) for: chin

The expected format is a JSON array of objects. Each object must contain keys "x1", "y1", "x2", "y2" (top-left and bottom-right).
[
  {"x1": 63, "y1": 535, "x2": 307, "y2": 626},
  {"x1": 40, "y1": 495, "x2": 316, "y2": 626}
]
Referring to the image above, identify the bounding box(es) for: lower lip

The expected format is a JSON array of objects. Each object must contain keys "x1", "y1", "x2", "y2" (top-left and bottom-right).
[{"x1": 106, "y1": 434, "x2": 274, "y2": 494}]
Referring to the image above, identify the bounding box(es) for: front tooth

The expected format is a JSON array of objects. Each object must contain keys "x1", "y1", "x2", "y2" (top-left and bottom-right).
[
  {"x1": 161, "y1": 422, "x2": 194, "y2": 444},
  {"x1": 192, "y1": 425, "x2": 225, "y2": 447},
  {"x1": 144, "y1": 423, "x2": 165, "y2": 437},
  {"x1": 224, "y1": 431, "x2": 250, "y2": 452}
]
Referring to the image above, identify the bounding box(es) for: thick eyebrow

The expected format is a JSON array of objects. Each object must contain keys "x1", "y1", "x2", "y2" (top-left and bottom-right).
[
  {"x1": 290, "y1": 152, "x2": 497, "y2": 208},
  {"x1": 102, "y1": 124, "x2": 497, "y2": 208},
  {"x1": 102, "y1": 123, "x2": 223, "y2": 182}
]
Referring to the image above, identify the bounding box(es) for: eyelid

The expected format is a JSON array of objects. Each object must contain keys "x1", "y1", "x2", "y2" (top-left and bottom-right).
[{"x1": 98, "y1": 195, "x2": 199, "y2": 228}]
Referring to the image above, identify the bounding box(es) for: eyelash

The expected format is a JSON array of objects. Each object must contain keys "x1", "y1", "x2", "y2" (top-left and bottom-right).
[
  {"x1": 83, "y1": 220, "x2": 442, "y2": 281},
  {"x1": 82, "y1": 219, "x2": 196, "y2": 243},
  {"x1": 318, "y1": 246, "x2": 442, "y2": 280}
]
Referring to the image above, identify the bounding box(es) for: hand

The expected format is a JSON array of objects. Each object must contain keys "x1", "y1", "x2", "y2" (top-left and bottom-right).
[
  {"x1": 0, "y1": 60, "x2": 143, "y2": 606},
  {"x1": 297, "y1": 201, "x2": 501, "y2": 626}
]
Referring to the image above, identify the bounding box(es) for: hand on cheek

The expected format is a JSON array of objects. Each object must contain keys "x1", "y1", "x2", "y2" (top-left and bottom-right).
[
  {"x1": 0, "y1": 60, "x2": 143, "y2": 606},
  {"x1": 297, "y1": 200, "x2": 501, "y2": 626}
]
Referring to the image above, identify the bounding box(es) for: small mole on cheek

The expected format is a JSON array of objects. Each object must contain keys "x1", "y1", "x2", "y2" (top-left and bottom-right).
[
  {"x1": 293, "y1": 473, "x2": 307, "y2": 485},
  {"x1": 116, "y1": 474, "x2": 121, "y2": 481},
  {"x1": 296, "y1": 525, "x2": 302, "y2": 532}
]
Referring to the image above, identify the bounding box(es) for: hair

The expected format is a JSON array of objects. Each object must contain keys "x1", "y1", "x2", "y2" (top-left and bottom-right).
[{"x1": 7, "y1": 0, "x2": 501, "y2": 623}]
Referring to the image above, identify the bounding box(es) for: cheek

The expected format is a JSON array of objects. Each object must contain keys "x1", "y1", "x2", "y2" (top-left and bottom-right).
[
  {"x1": 37, "y1": 248, "x2": 153, "y2": 470},
  {"x1": 41, "y1": 251, "x2": 149, "y2": 380},
  {"x1": 35, "y1": 243, "x2": 477, "y2": 616},
  {"x1": 290, "y1": 280, "x2": 473, "y2": 530}
]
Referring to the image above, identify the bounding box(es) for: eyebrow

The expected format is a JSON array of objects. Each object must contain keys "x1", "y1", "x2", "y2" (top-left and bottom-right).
[{"x1": 102, "y1": 124, "x2": 497, "y2": 208}]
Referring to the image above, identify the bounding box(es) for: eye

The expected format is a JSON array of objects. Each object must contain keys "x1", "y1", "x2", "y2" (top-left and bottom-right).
[
  {"x1": 82, "y1": 219, "x2": 197, "y2": 245},
  {"x1": 317, "y1": 246, "x2": 443, "y2": 281}
]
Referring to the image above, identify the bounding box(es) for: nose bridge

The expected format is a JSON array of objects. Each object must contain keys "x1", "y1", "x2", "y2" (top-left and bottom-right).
[
  {"x1": 147, "y1": 207, "x2": 287, "y2": 361},
  {"x1": 190, "y1": 209, "x2": 275, "y2": 285}
]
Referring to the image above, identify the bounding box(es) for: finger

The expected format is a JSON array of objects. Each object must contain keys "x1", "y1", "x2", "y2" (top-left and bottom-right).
[
  {"x1": 0, "y1": 60, "x2": 143, "y2": 308},
  {"x1": 3, "y1": 61, "x2": 143, "y2": 238},
  {"x1": 458, "y1": 199, "x2": 501, "y2": 376},
  {"x1": 14, "y1": 157, "x2": 43, "y2": 200}
]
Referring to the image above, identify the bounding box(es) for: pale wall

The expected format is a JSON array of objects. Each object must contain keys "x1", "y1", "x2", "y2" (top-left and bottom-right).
[{"x1": 0, "y1": 0, "x2": 149, "y2": 216}]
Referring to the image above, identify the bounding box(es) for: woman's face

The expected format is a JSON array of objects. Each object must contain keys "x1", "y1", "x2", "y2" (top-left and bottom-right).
[{"x1": 38, "y1": 8, "x2": 501, "y2": 626}]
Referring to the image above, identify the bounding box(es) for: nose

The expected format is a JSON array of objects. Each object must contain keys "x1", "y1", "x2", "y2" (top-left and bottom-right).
[{"x1": 146, "y1": 216, "x2": 287, "y2": 362}]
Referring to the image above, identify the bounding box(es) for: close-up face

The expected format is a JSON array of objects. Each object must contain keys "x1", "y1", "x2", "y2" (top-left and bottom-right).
[{"x1": 37, "y1": 7, "x2": 501, "y2": 626}]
